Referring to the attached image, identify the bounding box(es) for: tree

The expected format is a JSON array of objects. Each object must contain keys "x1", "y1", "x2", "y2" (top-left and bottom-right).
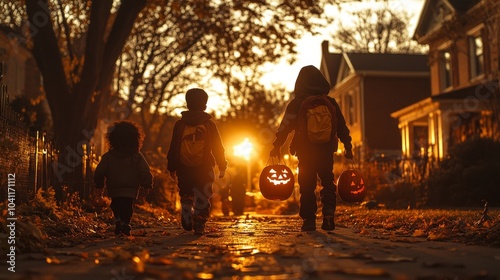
[{"x1": 330, "y1": 4, "x2": 426, "y2": 53}]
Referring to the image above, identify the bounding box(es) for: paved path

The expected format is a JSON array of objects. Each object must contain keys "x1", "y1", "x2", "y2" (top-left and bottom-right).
[{"x1": 2, "y1": 214, "x2": 500, "y2": 280}]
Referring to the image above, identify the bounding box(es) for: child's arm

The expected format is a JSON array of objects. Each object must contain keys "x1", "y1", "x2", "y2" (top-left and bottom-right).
[
  {"x1": 93, "y1": 154, "x2": 108, "y2": 194},
  {"x1": 137, "y1": 152, "x2": 153, "y2": 189},
  {"x1": 210, "y1": 122, "x2": 227, "y2": 175},
  {"x1": 167, "y1": 121, "x2": 182, "y2": 173}
]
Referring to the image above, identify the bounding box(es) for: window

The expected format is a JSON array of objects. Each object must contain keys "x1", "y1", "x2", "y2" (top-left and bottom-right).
[
  {"x1": 347, "y1": 90, "x2": 356, "y2": 125},
  {"x1": 469, "y1": 34, "x2": 484, "y2": 79},
  {"x1": 439, "y1": 50, "x2": 452, "y2": 90}
]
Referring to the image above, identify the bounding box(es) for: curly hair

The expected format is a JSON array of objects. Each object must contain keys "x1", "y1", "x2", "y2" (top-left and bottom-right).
[{"x1": 106, "y1": 121, "x2": 144, "y2": 155}]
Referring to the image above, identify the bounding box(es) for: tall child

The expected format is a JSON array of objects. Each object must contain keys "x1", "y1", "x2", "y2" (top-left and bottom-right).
[
  {"x1": 270, "y1": 65, "x2": 353, "y2": 232},
  {"x1": 94, "y1": 121, "x2": 153, "y2": 236},
  {"x1": 167, "y1": 88, "x2": 227, "y2": 235}
]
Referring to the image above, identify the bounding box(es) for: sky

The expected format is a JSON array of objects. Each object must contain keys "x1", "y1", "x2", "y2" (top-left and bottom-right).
[{"x1": 260, "y1": 0, "x2": 426, "y2": 91}]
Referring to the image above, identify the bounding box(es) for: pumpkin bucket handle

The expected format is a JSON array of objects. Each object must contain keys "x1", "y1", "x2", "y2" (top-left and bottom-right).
[
  {"x1": 267, "y1": 156, "x2": 283, "y2": 166},
  {"x1": 347, "y1": 158, "x2": 360, "y2": 170}
]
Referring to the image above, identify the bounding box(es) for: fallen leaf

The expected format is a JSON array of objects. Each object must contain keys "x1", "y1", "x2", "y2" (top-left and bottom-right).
[
  {"x1": 413, "y1": 229, "x2": 426, "y2": 237},
  {"x1": 45, "y1": 256, "x2": 63, "y2": 264}
]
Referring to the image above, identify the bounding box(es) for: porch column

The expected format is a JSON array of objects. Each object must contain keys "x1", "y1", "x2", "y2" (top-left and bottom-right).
[
  {"x1": 428, "y1": 113, "x2": 436, "y2": 159},
  {"x1": 436, "y1": 110, "x2": 444, "y2": 160},
  {"x1": 399, "y1": 121, "x2": 411, "y2": 158}
]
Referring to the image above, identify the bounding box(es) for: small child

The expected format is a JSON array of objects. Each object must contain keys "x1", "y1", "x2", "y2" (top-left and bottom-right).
[
  {"x1": 94, "y1": 121, "x2": 153, "y2": 236},
  {"x1": 167, "y1": 88, "x2": 227, "y2": 235}
]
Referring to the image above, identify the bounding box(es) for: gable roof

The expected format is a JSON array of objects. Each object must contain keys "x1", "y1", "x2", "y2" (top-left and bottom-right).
[
  {"x1": 320, "y1": 41, "x2": 429, "y2": 87},
  {"x1": 414, "y1": 0, "x2": 482, "y2": 42},
  {"x1": 320, "y1": 41, "x2": 342, "y2": 88},
  {"x1": 344, "y1": 53, "x2": 429, "y2": 74},
  {"x1": 335, "y1": 52, "x2": 429, "y2": 83},
  {"x1": 320, "y1": 52, "x2": 342, "y2": 88}
]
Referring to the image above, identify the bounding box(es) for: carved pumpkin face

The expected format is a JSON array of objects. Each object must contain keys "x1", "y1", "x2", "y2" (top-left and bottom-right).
[
  {"x1": 260, "y1": 164, "x2": 295, "y2": 201},
  {"x1": 337, "y1": 169, "x2": 366, "y2": 203},
  {"x1": 267, "y1": 168, "x2": 291, "y2": 185}
]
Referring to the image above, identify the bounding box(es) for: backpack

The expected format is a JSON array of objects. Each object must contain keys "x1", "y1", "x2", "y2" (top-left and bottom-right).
[
  {"x1": 298, "y1": 95, "x2": 338, "y2": 144},
  {"x1": 179, "y1": 122, "x2": 209, "y2": 167}
]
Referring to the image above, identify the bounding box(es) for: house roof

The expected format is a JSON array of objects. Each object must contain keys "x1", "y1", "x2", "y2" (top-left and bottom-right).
[
  {"x1": 344, "y1": 53, "x2": 429, "y2": 74},
  {"x1": 320, "y1": 52, "x2": 342, "y2": 87},
  {"x1": 414, "y1": 0, "x2": 482, "y2": 42},
  {"x1": 320, "y1": 41, "x2": 429, "y2": 86}
]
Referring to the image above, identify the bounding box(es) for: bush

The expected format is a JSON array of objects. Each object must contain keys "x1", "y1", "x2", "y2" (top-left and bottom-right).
[
  {"x1": 426, "y1": 137, "x2": 500, "y2": 207},
  {"x1": 373, "y1": 182, "x2": 418, "y2": 209}
]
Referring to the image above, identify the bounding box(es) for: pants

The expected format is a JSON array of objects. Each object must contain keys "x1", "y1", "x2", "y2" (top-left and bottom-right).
[
  {"x1": 177, "y1": 165, "x2": 215, "y2": 222},
  {"x1": 297, "y1": 150, "x2": 337, "y2": 220},
  {"x1": 110, "y1": 197, "x2": 134, "y2": 224}
]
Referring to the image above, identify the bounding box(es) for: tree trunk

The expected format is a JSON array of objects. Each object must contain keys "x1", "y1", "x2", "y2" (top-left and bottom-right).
[{"x1": 26, "y1": 0, "x2": 146, "y2": 197}]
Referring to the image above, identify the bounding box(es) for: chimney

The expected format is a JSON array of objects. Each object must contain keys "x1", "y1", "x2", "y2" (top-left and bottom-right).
[{"x1": 321, "y1": 40, "x2": 330, "y2": 56}]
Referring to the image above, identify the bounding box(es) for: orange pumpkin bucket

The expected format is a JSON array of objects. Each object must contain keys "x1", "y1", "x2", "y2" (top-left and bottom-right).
[
  {"x1": 259, "y1": 158, "x2": 295, "y2": 201},
  {"x1": 337, "y1": 167, "x2": 366, "y2": 203}
]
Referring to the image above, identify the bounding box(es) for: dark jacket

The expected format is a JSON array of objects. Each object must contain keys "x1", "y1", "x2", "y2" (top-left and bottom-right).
[
  {"x1": 272, "y1": 65, "x2": 352, "y2": 156},
  {"x1": 167, "y1": 110, "x2": 227, "y2": 172},
  {"x1": 94, "y1": 150, "x2": 153, "y2": 198}
]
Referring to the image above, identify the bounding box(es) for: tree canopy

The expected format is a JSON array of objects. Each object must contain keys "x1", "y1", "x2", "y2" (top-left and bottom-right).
[{"x1": 330, "y1": 4, "x2": 426, "y2": 54}]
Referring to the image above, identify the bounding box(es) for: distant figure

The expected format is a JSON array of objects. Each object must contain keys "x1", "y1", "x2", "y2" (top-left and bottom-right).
[
  {"x1": 167, "y1": 88, "x2": 227, "y2": 235},
  {"x1": 270, "y1": 65, "x2": 353, "y2": 231},
  {"x1": 94, "y1": 121, "x2": 153, "y2": 236},
  {"x1": 229, "y1": 163, "x2": 246, "y2": 216}
]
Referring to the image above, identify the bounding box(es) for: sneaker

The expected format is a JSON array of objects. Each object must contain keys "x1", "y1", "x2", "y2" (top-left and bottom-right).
[
  {"x1": 181, "y1": 209, "x2": 193, "y2": 231},
  {"x1": 301, "y1": 219, "x2": 316, "y2": 231},
  {"x1": 193, "y1": 221, "x2": 205, "y2": 235},
  {"x1": 321, "y1": 215, "x2": 335, "y2": 231},
  {"x1": 121, "y1": 222, "x2": 132, "y2": 236}
]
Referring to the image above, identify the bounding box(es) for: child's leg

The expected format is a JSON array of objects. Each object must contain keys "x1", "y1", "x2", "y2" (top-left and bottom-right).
[
  {"x1": 120, "y1": 197, "x2": 134, "y2": 235},
  {"x1": 110, "y1": 197, "x2": 134, "y2": 235},
  {"x1": 179, "y1": 193, "x2": 194, "y2": 231},
  {"x1": 178, "y1": 169, "x2": 195, "y2": 231},
  {"x1": 110, "y1": 198, "x2": 122, "y2": 235},
  {"x1": 193, "y1": 168, "x2": 215, "y2": 233}
]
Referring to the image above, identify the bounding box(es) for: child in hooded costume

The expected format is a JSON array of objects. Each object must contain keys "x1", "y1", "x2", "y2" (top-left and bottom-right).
[
  {"x1": 167, "y1": 88, "x2": 227, "y2": 235},
  {"x1": 270, "y1": 65, "x2": 353, "y2": 231},
  {"x1": 94, "y1": 121, "x2": 153, "y2": 236}
]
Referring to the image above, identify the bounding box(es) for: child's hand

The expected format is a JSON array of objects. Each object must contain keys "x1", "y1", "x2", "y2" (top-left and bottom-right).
[{"x1": 169, "y1": 171, "x2": 177, "y2": 182}]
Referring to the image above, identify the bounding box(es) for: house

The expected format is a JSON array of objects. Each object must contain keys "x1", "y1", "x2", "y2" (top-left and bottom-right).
[
  {"x1": 391, "y1": 0, "x2": 500, "y2": 161},
  {"x1": 0, "y1": 27, "x2": 42, "y2": 100},
  {"x1": 320, "y1": 41, "x2": 431, "y2": 162}
]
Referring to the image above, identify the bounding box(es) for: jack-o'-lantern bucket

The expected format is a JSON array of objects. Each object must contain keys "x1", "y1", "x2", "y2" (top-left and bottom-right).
[
  {"x1": 259, "y1": 162, "x2": 295, "y2": 201},
  {"x1": 337, "y1": 168, "x2": 366, "y2": 203}
]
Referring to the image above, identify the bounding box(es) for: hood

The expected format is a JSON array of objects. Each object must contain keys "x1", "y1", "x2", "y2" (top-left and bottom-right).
[
  {"x1": 293, "y1": 65, "x2": 330, "y2": 98},
  {"x1": 181, "y1": 110, "x2": 212, "y2": 125}
]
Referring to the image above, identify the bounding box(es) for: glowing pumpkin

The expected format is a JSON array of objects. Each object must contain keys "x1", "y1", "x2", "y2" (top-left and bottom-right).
[
  {"x1": 337, "y1": 169, "x2": 366, "y2": 203},
  {"x1": 259, "y1": 164, "x2": 295, "y2": 201}
]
